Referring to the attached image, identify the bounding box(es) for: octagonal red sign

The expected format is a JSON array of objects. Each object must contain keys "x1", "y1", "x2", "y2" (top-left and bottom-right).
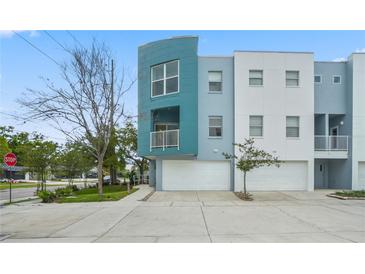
[{"x1": 4, "y1": 152, "x2": 17, "y2": 167}]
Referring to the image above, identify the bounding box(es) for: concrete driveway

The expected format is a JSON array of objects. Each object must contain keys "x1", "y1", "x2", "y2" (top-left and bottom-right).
[{"x1": 0, "y1": 186, "x2": 364, "y2": 243}]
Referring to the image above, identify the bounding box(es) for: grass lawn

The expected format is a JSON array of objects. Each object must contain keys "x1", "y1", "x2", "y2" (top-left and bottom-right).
[
  {"x1": 0, "y1": 182, "x2": 63, "y2": 190},
  {"x1": 334, "y1": 190, "x2": 365, "y2": 198},
  {"x1": 57, "y1": 185, "x2": 138, "y2": 203}
]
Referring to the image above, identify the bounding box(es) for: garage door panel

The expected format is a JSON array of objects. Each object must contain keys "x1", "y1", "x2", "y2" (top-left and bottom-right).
[
  {"x1": 245, "y1": 161, "x2": 307, "y2": 191},
  {"x1": 162, "y1": 160, "x2": 230, "y2": 191}
]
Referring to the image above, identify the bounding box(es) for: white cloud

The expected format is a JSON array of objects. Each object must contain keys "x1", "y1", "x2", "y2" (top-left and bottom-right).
[
  {"x1": 332, "y1": 57, "x2": 346, "y2": 62},
  {"x1": 0, "y1": 30, "x2": 40, "y2": 38},
  {"x1": 0, "y1": 30, "x2": 14, "y2": 38},
  {"x1": 29, "y1": 30, "x2": 40, "y2": 37},
  {"x1": 355, "y1": 48, "x2": 365, "y2": 53}
]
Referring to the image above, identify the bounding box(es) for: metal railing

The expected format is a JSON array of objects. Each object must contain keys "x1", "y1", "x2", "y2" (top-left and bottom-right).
[
  {"x1": 314, "y1": 135, "x2": 348, "y2": 151},
  {"x1": 150, "y1": 129, "x2": 179, "y2": 151}
]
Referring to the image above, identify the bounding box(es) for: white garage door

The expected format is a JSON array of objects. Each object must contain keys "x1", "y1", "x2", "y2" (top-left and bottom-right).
[
  {"x1": 162, "y1": 160, "x2": 231, "y2": 191},
  {"x1": 358, "y1": 162, "x2": 365, "y2": 189},
  {"x1": 245, "y1": 161, "x2": 308, "y2": 191}
]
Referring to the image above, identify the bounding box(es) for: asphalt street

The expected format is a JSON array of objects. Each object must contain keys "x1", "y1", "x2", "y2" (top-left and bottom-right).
[{"x1": 0, "y1": 182, "x2": 95, "y2": 203}]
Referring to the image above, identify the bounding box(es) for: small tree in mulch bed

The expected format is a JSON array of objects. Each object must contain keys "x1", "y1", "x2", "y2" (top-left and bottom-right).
[{"x1": 223, "y1": 138, "x2": 281, "y2": 201}]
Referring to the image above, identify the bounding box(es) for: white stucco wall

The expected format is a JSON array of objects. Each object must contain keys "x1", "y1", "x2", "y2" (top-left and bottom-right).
[
  {"x1": 351, "y1": 53, "x2": 365, "y2": 190},
  {"x1": 233, "y1": 51, "x2": 314, "y2": 191}
]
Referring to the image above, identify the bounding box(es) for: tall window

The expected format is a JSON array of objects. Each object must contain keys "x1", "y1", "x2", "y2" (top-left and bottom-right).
[
  {"x1": 208, "y1": 71, "x2": 222, "y2": 92},
  {"x1": 151, "y1": 60, "x2": 179, "y2": 97},
  {"x1": 286, "y1": 71, "x2": 300, "y2": 87},
  {"x1": 286, "y1": 116, "x2": 300, "y2": 137},
  {"x1": 249, "y1": 70, "x2": 263, "y2": 86},
  {"x1": 249, "y1": 116, "x2": 263, "y2": 137},
  {"x1": 209, "y1": 116, "x2": 223, "y2": 137}
]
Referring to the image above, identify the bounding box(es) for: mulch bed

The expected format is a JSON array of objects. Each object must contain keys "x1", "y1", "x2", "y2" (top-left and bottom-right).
[{"x1": 234, "y1": 191, "x2": 253, "y2": 201}]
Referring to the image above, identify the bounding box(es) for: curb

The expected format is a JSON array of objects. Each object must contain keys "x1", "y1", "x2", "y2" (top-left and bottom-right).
[
  {"x1": 327, "y1": 194, "x2": 365, "y2": 200},
  {"x1": 0, "y1": 196, "x2": 39, "y2": 206}
]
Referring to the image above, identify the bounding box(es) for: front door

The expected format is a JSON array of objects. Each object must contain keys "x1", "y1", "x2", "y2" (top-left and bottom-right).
[
  {"x1": 330, "y1": 127, "x2": 338, "y2": 149},
  {"x1": 315, "y1": 160, "x2": 328, "y2": 189}
]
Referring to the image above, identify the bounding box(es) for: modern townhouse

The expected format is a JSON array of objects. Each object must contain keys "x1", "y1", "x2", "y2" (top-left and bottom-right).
[{"x1": 137, "y1": 36, "x2": 365, "y2": 191}]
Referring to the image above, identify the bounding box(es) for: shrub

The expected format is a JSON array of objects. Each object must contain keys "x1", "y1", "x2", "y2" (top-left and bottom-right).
[
  {"x1": 70, "y1": 184, "x2": 79, "y2": 191},
  {"x1": 55, "y1": 187, "x2": 72, "y2": 197},
  {"x1": 54, "y1": 185, "x2": 79, "y2": 197},
  {"x1": 38, "y1": 190, "x2": 57, "y2": 203}
]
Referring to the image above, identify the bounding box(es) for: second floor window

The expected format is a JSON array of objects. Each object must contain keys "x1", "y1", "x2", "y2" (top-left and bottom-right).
[
  {"x1": 208, "y1": 71, "x2": 222, "y2": 92},
  {"x1": 209, "y1": 116, "x2": 223, "y2": 137},
  {"x1": 151, "y1": 60, "x2": 179, "y2": 97},
  {"x1": 286, "y1": 70, "x2": 299, "y2": 87},
  {"x1": 249, "y1": 115, "x2": 263, "y2": 137},
  {"x1": 286, "y1": 116, "x2": 300, "y2": 137},
  {"x1": 249, "y1": 70, "x2": 263, "y2": 86}
]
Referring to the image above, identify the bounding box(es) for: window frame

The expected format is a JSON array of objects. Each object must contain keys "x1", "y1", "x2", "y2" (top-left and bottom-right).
[
  {"x1": 154, "y1": 122, "x2": 179, "y2": 132},
  {"x1": 314, "y1": 75, "x2": 322, "y2": 84},
  {"x1": 208, "y1": 115, "x2": 223, "y2": 138},
  {"x1": 249, "y1": 69, "x2": 264, "y2": 87},
  {"x1": 151, "y1": 60, "x2": 180, "y2": 98},
  {"x1": 332, "y1": 75, "x2": 342, "y2": 84},
  {"x1": 286, "y1": 70, "x2": 300, "y2": 87},
  {"x1": 249, "y1": 115, "x2": 264, "y2": 137},
  {"x1": 286, "y1": 116, "x2": 300, "y2": 138},
  {"x1": 208, "y1": 71, "x2": 223, "y2": 93}
]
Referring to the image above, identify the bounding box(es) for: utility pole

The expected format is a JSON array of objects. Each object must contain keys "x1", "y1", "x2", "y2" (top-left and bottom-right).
[{"x1": 110, "y1": 59, "x2": 116, "y2": 185}]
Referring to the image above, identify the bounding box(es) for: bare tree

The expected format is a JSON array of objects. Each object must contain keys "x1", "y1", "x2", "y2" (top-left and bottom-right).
[
  {"x1": 223, "y1": 138, "x2": 281, "y2": 200},
  {"x1": 18, "y1": 41, "x2": 135, "y2": 195}
]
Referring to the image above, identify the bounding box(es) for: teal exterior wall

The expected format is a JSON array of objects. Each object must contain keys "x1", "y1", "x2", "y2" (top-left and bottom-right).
[{"x1": 138, "y1": 37, "x2": 199, "y2": 157}]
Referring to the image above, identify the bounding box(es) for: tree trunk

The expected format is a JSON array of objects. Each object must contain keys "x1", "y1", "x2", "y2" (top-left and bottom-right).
[
  {"x1": 84, "y1": 175, "x2": 87, "y2": 188},
  {"x1": 139, "y1": 165, "x2": 144, "y2": 184},
  {"x1": 127, "y1": 178, "x2": 130, "y2": 194},
  {"x1": 113, "y1": 166, "x2": 117, "y2": 184},
  {"x1": 41, "y1": 170, "x2": 45, "y2": 191},
  {"x1": 109, "y1": 165, "x2": 114, "y2": 184},
  {"x1": 97, "y1": 158, "x2": 104, "y2": 196},
  {"x1": 243, "y1": 171, "x2": 247, "y2": 196}
]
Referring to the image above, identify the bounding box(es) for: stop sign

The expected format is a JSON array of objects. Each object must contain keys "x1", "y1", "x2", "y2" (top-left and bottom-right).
[{"x1": 4, "y1": 152, "x2": 17, "y2": 167}]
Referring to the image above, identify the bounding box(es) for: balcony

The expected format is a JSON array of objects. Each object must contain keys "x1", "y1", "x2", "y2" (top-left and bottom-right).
[
  {"x1": 150, "y1": 129, "x2": 179, "y2": 151},
  {"x1": 314, "y1": 135, "x2": 348, "y2": 159}
]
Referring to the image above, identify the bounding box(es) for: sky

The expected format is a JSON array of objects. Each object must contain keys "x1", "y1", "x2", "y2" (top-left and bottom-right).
[{"x1": 1, "y1": 30, "x2": 365, "y2": 143}]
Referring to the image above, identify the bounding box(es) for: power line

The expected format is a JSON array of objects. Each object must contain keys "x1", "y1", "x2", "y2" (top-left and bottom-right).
[
  {"x1": 43, "y1": 30, "x2": 70, "y2": 53},
  {"x1": 66, "y1": 30, "x2": 85, "y2": 49},
  {"x1": 12, "y1": 31, "x2": 61, "y2": 67}
]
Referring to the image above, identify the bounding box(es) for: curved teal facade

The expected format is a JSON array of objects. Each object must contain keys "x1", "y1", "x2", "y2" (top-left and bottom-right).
[{"x1": 138, "y1": 37, "x2": 198, "y2": 157}]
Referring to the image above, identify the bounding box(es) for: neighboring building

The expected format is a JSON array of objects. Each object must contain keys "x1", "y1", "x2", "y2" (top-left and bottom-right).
[{"x1": 138, "y1": 36, "x2": 365, "y2": 191}]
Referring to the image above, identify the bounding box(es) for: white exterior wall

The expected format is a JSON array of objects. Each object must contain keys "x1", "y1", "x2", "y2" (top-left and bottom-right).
[
  {"x1": 351, "y1": 54, "x2": 365, "y2": 190},
  {"x1": 234, "y1": 51, "x2": 315, "y2": 191}
]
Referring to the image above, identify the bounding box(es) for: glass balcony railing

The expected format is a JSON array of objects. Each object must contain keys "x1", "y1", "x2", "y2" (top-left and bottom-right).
[
  {"x1": 150, "y1": 129, "x2": 179, "y2": 151},
  {"x1": 314, "y1": 135, "x2": 348, "y2": 151}
]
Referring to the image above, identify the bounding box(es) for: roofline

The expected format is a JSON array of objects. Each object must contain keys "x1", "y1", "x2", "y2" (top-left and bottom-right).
[
  {"x1": 234, "y1": 50, "x2": 314, "y2": 54},
  {"x1": 199, "y1": 55, "x2": 233, "y2": 58},
  {"x1": 315, "y1": 61, "x2": 347, "y2": 63},
  {"x1": 139, "y1": 36, "x2": 198, "y2": 48}
]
